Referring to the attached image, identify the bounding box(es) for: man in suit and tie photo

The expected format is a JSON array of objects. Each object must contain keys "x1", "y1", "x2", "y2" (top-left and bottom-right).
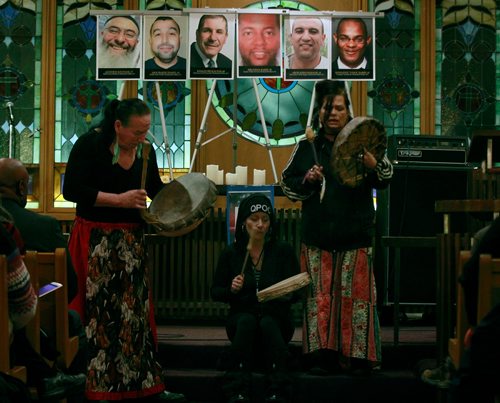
[{"x1": 190, "y1": 14, "x2": 232, "y2": 69}]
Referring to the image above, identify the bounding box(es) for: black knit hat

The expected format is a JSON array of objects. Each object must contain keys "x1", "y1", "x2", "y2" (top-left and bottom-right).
[{"x1": 234, "y1": 194, "x2": 274, "y2": 245}]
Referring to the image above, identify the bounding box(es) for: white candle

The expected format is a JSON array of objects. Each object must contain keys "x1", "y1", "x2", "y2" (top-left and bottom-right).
[
  {"x1": 253, "y1": 169, "x2": 266, "y2": 185},
  {"x1": 226, "y1": 172, "x2": 238, "y2": 185},
  {"x1": 216, "y1": 169, "x2": 224, "y2": 185},
  {"x1": 206, "y1": 164, "x2": 219, "y2": 182},
  {"x1": 235, "y1": 165, "x2": 248, "y2": 185}
]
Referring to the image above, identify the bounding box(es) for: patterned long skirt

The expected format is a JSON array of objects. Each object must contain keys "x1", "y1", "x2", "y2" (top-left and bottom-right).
[
  {"x1": 301, "y1": 243, "x2": 381, "y2": 366},
  {"x1": 68, "y1": 217, "x2": 165, "y2": 400}
]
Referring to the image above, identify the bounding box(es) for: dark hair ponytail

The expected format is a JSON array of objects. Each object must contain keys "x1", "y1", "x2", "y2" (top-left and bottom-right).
[{"x1": 98, "y1": 98, "x2": 150, "y2": 146}]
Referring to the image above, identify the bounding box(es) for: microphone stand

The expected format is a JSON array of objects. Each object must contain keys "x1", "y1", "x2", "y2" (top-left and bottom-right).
[{"x1": 6, "y1": 101, "x2": 14, "y2": 158}]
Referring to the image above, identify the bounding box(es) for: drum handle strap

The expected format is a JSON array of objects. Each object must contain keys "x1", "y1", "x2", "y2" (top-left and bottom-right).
[{"x1": 141, "y1": 142, "x2": 151, "y2": 190}]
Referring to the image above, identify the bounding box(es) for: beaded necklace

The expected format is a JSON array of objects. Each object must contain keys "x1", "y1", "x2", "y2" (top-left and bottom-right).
[{"x1": 251, "y1": 249, "x2": 264, "y2": 292}]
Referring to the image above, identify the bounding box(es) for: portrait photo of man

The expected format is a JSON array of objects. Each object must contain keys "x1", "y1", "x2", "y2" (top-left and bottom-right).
[
  {"x1": 189, "y1": 13, "x2": 234, "y2": 79},
  {"x1": 237, "y1": 12, "x2": 282, "y2": 78},
  {"x1": 332, "y1": 17, "x2": 375, "y2": 80},
  {"x1": 97, "y1": 14, "x2": 141, "y2": 80},
  {"x1": 143, "y1": 15, "x2": 187, "y2": 80},
  {"x1": 284, "y1": 15, "x2": 330, "y2": 80}
]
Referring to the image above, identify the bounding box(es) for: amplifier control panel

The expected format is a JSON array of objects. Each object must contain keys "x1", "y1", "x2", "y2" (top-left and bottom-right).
[{"x1": 388, "y1": 135, "x2": 469, "y2": 165}]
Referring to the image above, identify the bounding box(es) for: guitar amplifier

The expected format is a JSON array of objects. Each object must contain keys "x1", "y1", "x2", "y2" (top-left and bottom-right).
[{"x1": 388, "y1": 135, "x2": 469, "y2": 165}]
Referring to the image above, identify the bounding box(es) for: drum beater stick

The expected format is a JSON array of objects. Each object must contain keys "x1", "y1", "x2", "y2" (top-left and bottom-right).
[
  {"x1": 305, "y1": 84, "x2": 325, "y2": 202},
  {"x1": 240, "y1": 235, "x2": 255, "y2": 276},
  {"x1": 305, "y1": 84, "x2": 318, "y2": 162}
]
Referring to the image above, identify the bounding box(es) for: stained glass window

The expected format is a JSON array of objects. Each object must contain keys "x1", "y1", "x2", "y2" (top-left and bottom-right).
[
  {"x1": 54, "y1": 0, "x2": 192, "y2": 207},
  {"x1": 369, "y1": 1, "x2": 420, "y2": 136},
  {"x1": 436, "y1": 2, "x2": 497, "y2": 138},
  {"x1": 0, "y1": 1, "x2": 41, "y2": 208},
  {"x1": 209, "y1": 1, "x2": 317, "y2": 147},
  {"x1": 55, "y1": 1, "x2": 123, "y2": 207},
  {"x1": 141, "y1": 0, "x2": 192, "y2": 178},
  {"x1": 4, "y1": 2, "x2": 500, "y2": 211}
]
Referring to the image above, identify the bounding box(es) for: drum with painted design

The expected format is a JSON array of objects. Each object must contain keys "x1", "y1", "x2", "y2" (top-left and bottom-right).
[{"x1": 331, "y1": 116, "x2": 387, "y2": 188}]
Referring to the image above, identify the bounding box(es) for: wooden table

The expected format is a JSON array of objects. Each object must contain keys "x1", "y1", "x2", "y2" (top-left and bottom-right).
[{"x1": 435, "y1": 199, "x2": 500, "y2": 233}]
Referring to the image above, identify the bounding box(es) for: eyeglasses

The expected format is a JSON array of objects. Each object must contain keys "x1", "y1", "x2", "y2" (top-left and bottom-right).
[
  {"x1": 104, "y1": 27, "x2": 138, "y2": 40},
  {"x1": 337, "y1": 35, "x2": 366, "y2": 44}
]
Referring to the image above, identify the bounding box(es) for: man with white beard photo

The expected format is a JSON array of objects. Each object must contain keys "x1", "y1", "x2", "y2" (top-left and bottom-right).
[{"x1": 97, "y1": 15, "x2": 141, "y2": 79}]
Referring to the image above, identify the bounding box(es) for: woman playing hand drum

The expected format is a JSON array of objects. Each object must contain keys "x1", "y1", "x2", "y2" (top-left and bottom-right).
[
  {"x1": 281, "y1": 80, "x2": 393, "y2": 375},
  {"x1": 211, "y1": 194, "x2": 301, "y2": 403},
  {"x1": 63, "y1": 98, "x2": 185, "y2": 402}
]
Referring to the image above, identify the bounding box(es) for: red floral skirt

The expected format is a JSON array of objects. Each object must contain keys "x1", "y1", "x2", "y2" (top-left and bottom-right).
[{"x1": 68, "y1": 217, "x2": 165, "y2": 400}]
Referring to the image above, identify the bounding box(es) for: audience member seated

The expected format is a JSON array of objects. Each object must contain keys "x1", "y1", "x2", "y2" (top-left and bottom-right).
[
  {"x1": 0, "y1": 207, "x2": 37, "y2": 343},
  {"x1": 0, "y1": 202, "x2": 85, "y2": 401},
  {"x1": 449, "y1": 216, "x2": 500, "y2": 403},
  {"x1": 459, "y1": 216, "x2": 500, "y2": 327},
  {"x1": 0, "y1": 207, "x2": 37, "y2": 402},
  {"x1": 0, "y1": 158, "x2": 77, "y2": 301},
  {"x1": 421, "y1": 216, "x2": 500, "y2": 400},
  {"x1": 0, "y1": 157, "x2": 86, "y2": 376},
  {"x1": 211, "y1": 194, "x2": 301, "y2": 403}
]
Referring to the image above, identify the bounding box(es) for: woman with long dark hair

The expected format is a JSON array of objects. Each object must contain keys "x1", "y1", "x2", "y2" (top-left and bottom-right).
[
  {"x1": 64, "y1": 98, "x2": 184, "y2": 402},
  {"x1": 281, "y1": 80, "x2": 393, "y2": 374}
]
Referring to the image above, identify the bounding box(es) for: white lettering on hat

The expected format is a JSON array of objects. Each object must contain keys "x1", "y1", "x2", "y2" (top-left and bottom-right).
[{"x1": 250, "y1": 203, "x2": 271, "y2": 214}]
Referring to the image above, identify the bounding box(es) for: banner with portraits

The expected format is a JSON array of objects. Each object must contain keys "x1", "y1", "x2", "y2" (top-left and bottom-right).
[{"x1": 94, "y1": 9, "x2": 379, "y2": 82}]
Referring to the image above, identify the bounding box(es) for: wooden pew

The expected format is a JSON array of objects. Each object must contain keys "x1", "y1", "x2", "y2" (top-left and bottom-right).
[
  {"x1": 478, "y1": 254, "x2": 500, "y2": 403},
  {"x1": 477, "y1": 254, "x2": 500, "y2": 321},
  {"x1": 448, "y1": 250, "x2": 471, "y2": 369},
  {"x1": 24, "y1": 251, "x2": 40, "y2": 353},
  {"x1": 448, "y1": 253, "x2": 500, "y2": 371},
  {"x1": 0, "y1": 254, "x2": 27, "y2": 382},
  {"x1": 24, "y1": 249, "x2": 77, "y2": 403},
  {"x1": 24, "y1": 248, "x2": 79, "y2": 370}
]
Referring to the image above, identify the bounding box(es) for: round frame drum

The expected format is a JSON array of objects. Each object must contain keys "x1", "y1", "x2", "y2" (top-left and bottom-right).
[
  {"x1": 331, "y1": 116, "x2": 387, "y2": 188},
  {"x1": 256, "y1": 272, "x2": 311, "y2": 302},
  {"x1": 141, "y1": 173, "x2": 217, "y2": 237}
]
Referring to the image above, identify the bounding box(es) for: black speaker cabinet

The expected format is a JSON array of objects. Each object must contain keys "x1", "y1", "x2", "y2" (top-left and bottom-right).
[{"x1": 375, "y1": 164, "x2": 472, "y2": 306}]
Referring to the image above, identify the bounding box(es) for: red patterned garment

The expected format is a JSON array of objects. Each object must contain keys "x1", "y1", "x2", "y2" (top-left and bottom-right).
[
  {"x1": 68, "y1": 217, "x2": 164, "y2": 401},
  {"x1": 301, "y1": 244, "x2": 381, "y2": 366}
]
